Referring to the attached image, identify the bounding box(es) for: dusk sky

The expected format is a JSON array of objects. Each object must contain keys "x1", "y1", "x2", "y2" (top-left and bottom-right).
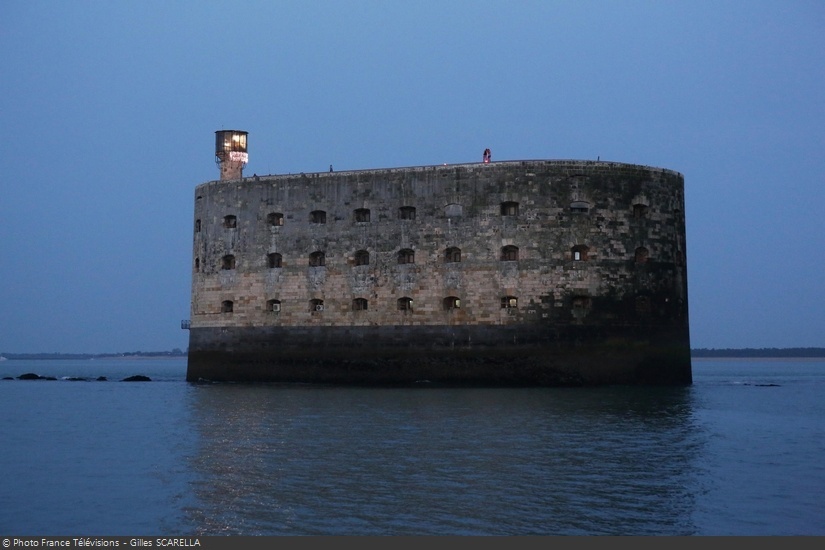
[{"x1": 1, "y1": 1, "x2": 823, "y2": 353}]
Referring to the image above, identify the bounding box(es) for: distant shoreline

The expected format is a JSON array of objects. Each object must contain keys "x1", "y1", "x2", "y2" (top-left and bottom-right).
[
  {"x1": 691, "y1": 356, "x2": 825, "y2": 361},
  {"x1": 1, "y1": 348, "x2": 824, "y2": 360},
  {"x1": 690, "y1": 348, "x2": 825, "y2": 358},
  {"x1": 0, "y1": 353, "x2": 186, "y2": 361}
]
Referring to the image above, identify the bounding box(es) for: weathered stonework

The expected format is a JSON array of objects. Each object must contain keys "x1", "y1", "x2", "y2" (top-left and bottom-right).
[{"x1": 187, "y1": 160, "x2": 691, "y2": 385}]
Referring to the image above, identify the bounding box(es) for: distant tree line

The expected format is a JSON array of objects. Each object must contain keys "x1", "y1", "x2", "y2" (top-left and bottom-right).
[
  {"x1": 691, "y1": 348, "x2": 825, "y2": 358},
  {"x1": 0, "y1": 349, "x2": 187, "y2": 360},
  {"x1": 3, "y1": 348, "x2": 823, "y2": 360}
]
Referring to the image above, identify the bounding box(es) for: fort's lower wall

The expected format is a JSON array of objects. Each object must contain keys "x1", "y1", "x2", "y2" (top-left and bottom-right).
[{"x1": 186, "y1": 324, "x2": 692, "y2": 386}]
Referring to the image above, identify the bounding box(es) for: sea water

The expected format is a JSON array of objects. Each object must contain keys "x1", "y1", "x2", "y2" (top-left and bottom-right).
[{"x1": 0, "y1": 357, "x2": 822, "y2": 535}]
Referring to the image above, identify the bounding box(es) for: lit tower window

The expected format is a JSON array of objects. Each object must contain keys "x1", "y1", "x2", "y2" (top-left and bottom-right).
[{"x1": 215, "y1": 130, "x2": 248, "y2": 181}]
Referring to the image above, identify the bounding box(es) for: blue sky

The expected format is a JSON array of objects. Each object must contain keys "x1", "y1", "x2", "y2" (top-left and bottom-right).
[{"x1": 1, "y1": 1, "x2": 823, "y2": 353}]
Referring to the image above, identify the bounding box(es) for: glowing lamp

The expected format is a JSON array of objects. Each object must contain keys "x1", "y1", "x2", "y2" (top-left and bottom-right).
[{"x1": 215, "y1": 130, "x2": 248, "y2": 180}]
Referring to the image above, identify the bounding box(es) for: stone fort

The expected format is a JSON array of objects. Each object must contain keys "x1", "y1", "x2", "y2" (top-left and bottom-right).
[{"x1": 186, "y1": 131, "x2": 691, "y2": 385}]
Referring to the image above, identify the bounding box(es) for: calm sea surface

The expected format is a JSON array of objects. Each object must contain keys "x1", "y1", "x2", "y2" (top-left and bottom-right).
[{"x1": 0, "y1": 357, "x2": 822, "y2": 536}]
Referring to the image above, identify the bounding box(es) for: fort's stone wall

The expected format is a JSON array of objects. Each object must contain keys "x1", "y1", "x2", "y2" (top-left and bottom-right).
[{"x1": 187, "y1": 160, "x2": 691, "y2": 385}]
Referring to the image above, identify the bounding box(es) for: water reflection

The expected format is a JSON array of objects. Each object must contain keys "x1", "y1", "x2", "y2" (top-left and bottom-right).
[{"x1": 183, "y1": 383, "x2": 702, "y2": 535}]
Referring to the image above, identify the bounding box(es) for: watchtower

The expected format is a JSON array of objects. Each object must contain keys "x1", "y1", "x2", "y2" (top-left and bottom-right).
[{"x1": 215, "y1": 130, "x2": 248, "y2": 180}]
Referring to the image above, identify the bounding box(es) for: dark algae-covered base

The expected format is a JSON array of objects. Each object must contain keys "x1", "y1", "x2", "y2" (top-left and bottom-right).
[{"x1": 187, "y1": 325, "x2": 691, "y2": 386}]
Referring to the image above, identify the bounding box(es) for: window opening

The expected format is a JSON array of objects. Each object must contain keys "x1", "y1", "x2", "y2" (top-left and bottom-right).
[
  {"x1": 572, "y1": 245, "x2": 589, "y2": 261},
  {"x1": 354, "y1": 208, "x2": 370, "y2": 222},
  {"x1": 221, "y1": 255, "x2": 236, "y2": 270},
  {"x1": 501, "y1": 296, "x2": 518, "y2": 309},
  {"x1": 354, "y1": 250, "x2": 370, "y2": 266},
  {"x1": 221, "y1": 300, "x2": 234, "y2": 313},
  {"x1": 500, "y1": 201, "x2": 519, "y2": 216},
  {"x1": 310, "y1": 299, "x2": 325, "y2": 312},
  {"x1": 309, "y1": 251, "x2": 325, "y2": 267},
  {"x1": 635, "y1": 247, "x2": 649, "y2": 264},
  {"x1": 267, "y1": 299, "x2": 281, "y2": 312},
  {"x1": 445, "y1": 247, "x2": 461, "y2": 263},
  {"x1": 267, "y1": 212, "x2": 284, "y2": 226},
  {"x1": 501, "y1": 245, "x2": 519, "y2": 261},
  {"x1": 443, "y1": 296, "x2": 461, "y2": 310},
  {"x1": 268, "y1": 253, "x2": 282, "y2": 268},
  {"x1": 398, "y1": 297, "x2": 413, "y2": 311},
  {"x1": 398, "y1": 248, "x2": 415, "y2": 264},
  {"x1": 399, "y1": 206, "x2": 416, "y2": 220},
  {"x1": 195, "y1": 219, "x2": 201, "y2": 232},
  {"x1": 352, "y1": 298, "x2": 368, "y2": 311},
  {"x1": 310, "y1": 210, "x2": 326, "y2": 224},
  {"x1": 633, "y1": 204, "x2": 648, "y2": 218},
  {"x1": 223, "y1": 215, "x2": 237, "y2": 228}
]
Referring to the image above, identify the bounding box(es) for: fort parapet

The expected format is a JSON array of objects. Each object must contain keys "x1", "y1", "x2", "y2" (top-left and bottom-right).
[{"x1": 187, "y1": 157, "x2": 691, "y2": 385}]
